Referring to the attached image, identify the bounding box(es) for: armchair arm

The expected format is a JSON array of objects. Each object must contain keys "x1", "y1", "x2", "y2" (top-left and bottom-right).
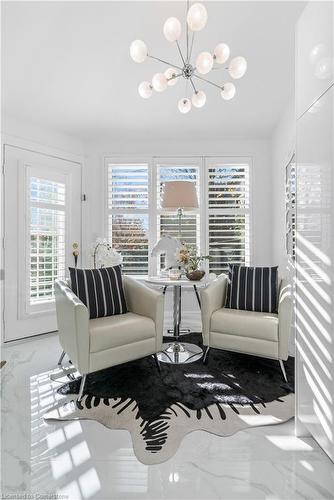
[
  {"x1": 123, "y1": 277, "x2": 164, "y2": 351},
  {"x1": 200, "y1": 274, "x2": 228, "y2": 346},
  {"x1": 278, "y1": 278, "x2": 293, "y2": 360},
  {"x1": 55, "y1": 280, "x2": 90, "y2": 374}
]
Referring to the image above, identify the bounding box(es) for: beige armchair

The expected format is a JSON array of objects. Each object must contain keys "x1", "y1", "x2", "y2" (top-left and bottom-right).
[
  {"x1": 55, "y1": 276, "x2": 164, "y2": 400},
  {"x1": 200, "y1": 274, "x2": 293, "y2": 381}
]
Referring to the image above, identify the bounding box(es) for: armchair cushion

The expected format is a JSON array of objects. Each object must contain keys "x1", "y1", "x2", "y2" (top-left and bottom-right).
[
  {"x1": 225, "y1": 265, "x2": 278, "y2": 313},
  {"x1": 211, "y1": 308, "x2": 278, "y2": 342},
  {"x1": 89, "y1": 312, "x2": 155, "y2": 353},
  {"x1": 69, "y1": 265, "x2": 127, "y2": 319}
]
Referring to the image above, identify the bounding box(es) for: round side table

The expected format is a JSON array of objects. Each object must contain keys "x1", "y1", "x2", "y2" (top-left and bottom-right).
[{"x1": 145, "y1": 276, "x2": 208, "y2": 364}]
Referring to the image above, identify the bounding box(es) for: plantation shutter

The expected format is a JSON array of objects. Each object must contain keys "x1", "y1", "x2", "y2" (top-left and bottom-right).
[
  {"x1": 155, "y1": 159, "x2": 200, "y2": 270},
  {"x1": 107, "y1": 163, "x2": 149, "y2": 275},
  {"x1": 206, "y1": 159, "x2": 250, "y2": 274},
  {"x1": 30, "y1": 176, "x2": 66, "y2": 304}
]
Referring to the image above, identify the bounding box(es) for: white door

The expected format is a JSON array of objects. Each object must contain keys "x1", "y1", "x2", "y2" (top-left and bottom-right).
[{"x1": 3, "y1": 145, "x2": 82, "y2": 341}]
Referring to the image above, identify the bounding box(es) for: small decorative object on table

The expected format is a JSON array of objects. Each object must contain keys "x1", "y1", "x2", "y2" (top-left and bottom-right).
[
  {"x1": 176, "y1": 246, "x2": 210, "y2": 281},
  {"x1": 168, "y1": 268, "x2": 182, "y2": 280},
  {"x1": 91, "y1": 238, "x2": 123, "y2": 269}
]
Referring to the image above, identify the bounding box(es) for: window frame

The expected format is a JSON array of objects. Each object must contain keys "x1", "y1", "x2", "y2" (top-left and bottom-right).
[
  {"x1": 20, "y1": 163, "x2": 71, "y2": 317},
  {"x1": 104, "y1": 155, "x2": 252, "y2": 277}
]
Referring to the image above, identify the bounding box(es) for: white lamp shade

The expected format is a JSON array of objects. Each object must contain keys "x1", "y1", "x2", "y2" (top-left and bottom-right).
[
  {"x1": 138, "y1": 81, "x2": 153, "y2": 98},
  {"x1": 152, "y1": 73, "x2": 168, "y2": 92},
  {"x1": 187, "y1": 3, "x2": 208, "y2": 32},
  {"x1": 178, "y1": 98, "x2": 192, "y2": 113},
  {"x1": 192, "y1": 90, "x2": 206, "y2": 108},
  {"x1": 163, "y1": 17, "x2": 182, "y2": 42},
  {"x1": 196, "y1": 51, "x2": 213, "y2": 74},
  {"x1": 161, "y1": 181, "x2": 199, "y2": 210},
  {"x1": 228, "y1": 56, "x2": 247, "y2": 79},
  {"x1": 221, "y1": 82, "x2": 236, "y2": 100},
  {"x1": 214, "y1": 43, "x2": 230, "y2": 64},
  {"x1": 130, "y1": 40, "x2": 147, "y2": 63},
  {"x1": 165, "y1": 67, "x2": 178, "y2": 86}
]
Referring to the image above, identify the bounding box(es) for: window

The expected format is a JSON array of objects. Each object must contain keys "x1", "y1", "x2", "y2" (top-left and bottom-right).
[
  {"x1": 156, "y1": 159, "x2": 200, "y2": 269},
  {"x1": 107, "y1": 163, "x2": 149, "y2": 274},
  {"x1": 29, "y1": 176, "x2": 66, "y2": 304},
  {"x1": 206, "y1": 159, "x2": 250, "y2": 273},
  {"x1": 285, "y1": 154, "x2": 296, "y2": 260},
  {"x1": 106, "y1": 157, "x2": 251, "y2": 275}
]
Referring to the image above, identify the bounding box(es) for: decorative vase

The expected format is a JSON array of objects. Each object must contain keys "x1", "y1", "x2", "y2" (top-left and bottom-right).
[{"x1": 186, "y1": 269, "x2": 205, "y2": 281}]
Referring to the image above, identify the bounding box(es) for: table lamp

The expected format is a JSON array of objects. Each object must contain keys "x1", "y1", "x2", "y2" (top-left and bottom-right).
[{"x1": 160, "y1": 181, "x2": 199, "y2": 238}]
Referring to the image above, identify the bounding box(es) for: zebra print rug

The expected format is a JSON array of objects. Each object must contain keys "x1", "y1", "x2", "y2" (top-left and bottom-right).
[{"x1": 44, "y1": 333, "x2": 295, "y2": 465}]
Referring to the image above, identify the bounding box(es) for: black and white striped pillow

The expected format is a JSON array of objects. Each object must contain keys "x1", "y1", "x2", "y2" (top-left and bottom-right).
[
  {"x1": 225, "y1": 265, "x2": 278, "y2": 313},
  {"x1": 69, "y1": 265, "x2": 127, "y2": 319}
]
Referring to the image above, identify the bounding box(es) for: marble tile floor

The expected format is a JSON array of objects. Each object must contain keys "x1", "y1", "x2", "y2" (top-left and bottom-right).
[{"x1": 1, "y1": 333, "x2": 334, "y2": 500}]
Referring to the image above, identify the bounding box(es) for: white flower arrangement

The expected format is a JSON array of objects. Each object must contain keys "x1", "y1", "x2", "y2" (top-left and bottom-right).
[{"x1": 91, "y1": 238, "x2": 123, "y2": 269}]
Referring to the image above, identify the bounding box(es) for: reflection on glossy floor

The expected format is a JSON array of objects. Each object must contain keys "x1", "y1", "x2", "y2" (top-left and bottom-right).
[{"x1": 1, "y1": 333, "x2": 334, "y2": 500}]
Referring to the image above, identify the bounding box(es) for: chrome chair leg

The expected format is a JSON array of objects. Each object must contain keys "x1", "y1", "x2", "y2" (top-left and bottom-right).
[
  {"x1": 279, "y1": 360, "x2": 288, "y2": 383},
  {"x1": 203, "y1": 346, "x2": 210, "y2": 364},
  {"x1": 57, "y1": 350, "x2": 66, "y2": 366},
  {"x1": 78, "y1": 374, "x2": 87, "y2": 402},
  {"x1": 153, "y1": 353, "x2": 161, "y2": 373}
]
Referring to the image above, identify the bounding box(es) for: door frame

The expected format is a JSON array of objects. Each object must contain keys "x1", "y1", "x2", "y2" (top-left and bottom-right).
[{"x1": 1, "y1": 135, "x2": 85, "y2": 344}]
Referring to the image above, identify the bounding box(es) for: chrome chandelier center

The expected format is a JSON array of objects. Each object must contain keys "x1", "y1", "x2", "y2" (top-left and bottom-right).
[
  {"x1": 182, "y1": 63, "x2": 195, "y2": 79},
  {"x1": 129, "y1": 2, "x2": 248, "y2": 113}
]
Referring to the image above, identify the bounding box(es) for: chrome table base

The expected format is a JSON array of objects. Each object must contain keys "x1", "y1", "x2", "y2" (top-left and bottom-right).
[
  {"x1": 158, "y1": 284, "x2": 203, "y2": 364},
  {"x1": 158, "y1": 341, "x2": 203, "y2": 364}
]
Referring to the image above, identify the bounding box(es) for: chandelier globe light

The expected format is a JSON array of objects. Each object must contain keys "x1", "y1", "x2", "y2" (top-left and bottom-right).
[
  {"x1": 130, "y1": 1, "x2": 247, "y2": 113},
  {"x1": 214, "y1": 43, "x2": 230, "y2": 64},
  {"x1": 196, "y1": 51, "x2": 214, "y2": 74},
  {"x1": 192, "y1": 90, "x2": 206, "y2": 108},
  {"x1": 165, "y1": 67, "x2": 179, "y2": 86},
  {"x1": 228, "y1": 56, "x2": 247, "y2": 79},
  {"x1": 163, "y1": 17, "x2": 182, "y2": 42},
  {"x1": 138, "y1": 81, "x2": 153, "y2": 99},
  {"x1": 178, "y1": 98, "x2": 192, "y2": 113},
  {"x1": 187, "y1": 3, "x2": 208, "y2": 31},
  {"x1": 129, "y1": 40, "x2": 148, "y2": 63},
  {"x1": 152, "y1": 72, "x2": 168, "y2": 92},
  {"x1": 221, "y1": 82, "x2": 236, "y2": 100}
]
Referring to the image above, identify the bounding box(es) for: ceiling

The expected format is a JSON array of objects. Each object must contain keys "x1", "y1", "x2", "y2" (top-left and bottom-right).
[{"x1": 2, "y1": 1, "x2": 305, "y2": 142}]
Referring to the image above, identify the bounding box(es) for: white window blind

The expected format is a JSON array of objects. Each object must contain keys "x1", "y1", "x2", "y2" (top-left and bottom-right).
[
  {"x1": 107, "y1": 163, "x2": 149, "y2": 274},
  {"x1": 29, "y1": 177, "x2": 66, "y2": 304},
  {"x1": 156, "y1": 161, "x2": 200, "y2": 270},
  {"x1": 207, "y1": 160, "x2": 250, "y2": 274},
  {"x1": 285, "y1": 156, "x2": 296, "y2": 259},
  {"x1": 106, "y1": 157, "x2": 251, "y2": 276}
]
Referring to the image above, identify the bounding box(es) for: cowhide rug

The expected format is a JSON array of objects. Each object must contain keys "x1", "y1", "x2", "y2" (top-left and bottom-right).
[{"x1": 44, "y1": 333, "x2": 295, "y2": 465}]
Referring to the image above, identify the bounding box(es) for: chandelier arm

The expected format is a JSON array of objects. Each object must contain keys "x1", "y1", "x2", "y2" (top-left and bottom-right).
[
  {"x1": 189, "y1": 78, "x2": 198, "y2": 94},
  {"x1": 188, "y1": 32, "x2": 195, "y2": 63},
  {"x1": 167, "y1": 73, "x2": 183, "y2": 84},
  {"x1": 211, "y1": 65, "x2": 229, "y2": 71},
  {"x1": 176, "y1": 41, "x2": 186, "y2": 66},
  {"x1": 147, "y1": 54, "x2": 183, "y2": 71},
  {"x1": 192, "y1": 73, "x2": 223, "y2": 90}
]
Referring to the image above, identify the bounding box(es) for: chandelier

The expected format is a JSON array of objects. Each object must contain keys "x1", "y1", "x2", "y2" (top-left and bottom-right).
[{"x1": 129, "y1": 2, "x2": 247, "y2": 113}]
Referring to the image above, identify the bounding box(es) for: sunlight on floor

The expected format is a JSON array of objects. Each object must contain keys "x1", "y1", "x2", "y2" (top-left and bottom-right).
[{"x1": 266, "y1": 435, "x2": 314, "y2": 451}]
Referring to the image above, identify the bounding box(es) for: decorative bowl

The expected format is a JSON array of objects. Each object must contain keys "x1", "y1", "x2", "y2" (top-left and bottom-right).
[{"x1": 186, "y1": 270, "x2": 205, "y2": 281}]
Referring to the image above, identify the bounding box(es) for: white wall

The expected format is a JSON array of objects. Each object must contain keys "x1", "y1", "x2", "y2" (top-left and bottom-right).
[{"x1": 2, "y1": 115, "x2": 85, "y2": 157}]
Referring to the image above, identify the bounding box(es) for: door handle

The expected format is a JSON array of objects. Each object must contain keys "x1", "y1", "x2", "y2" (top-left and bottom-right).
[{"x1": 72, "y1": 243, "x2": 79, "y2": 268}]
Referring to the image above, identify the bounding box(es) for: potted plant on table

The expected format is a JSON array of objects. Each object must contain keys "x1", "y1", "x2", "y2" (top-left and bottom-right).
[{"x1": 176, "y1": 245, "x2": 210, "y2": 281}]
